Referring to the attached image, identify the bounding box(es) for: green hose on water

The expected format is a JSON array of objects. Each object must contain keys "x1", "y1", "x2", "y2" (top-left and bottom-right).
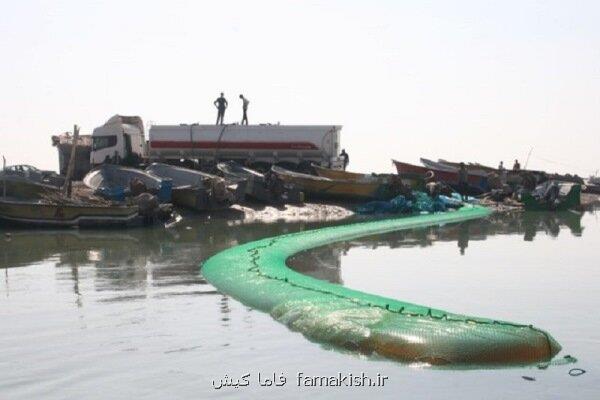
[{"x1": 202, "y1": 205, "x2": 562, "y2": 366}]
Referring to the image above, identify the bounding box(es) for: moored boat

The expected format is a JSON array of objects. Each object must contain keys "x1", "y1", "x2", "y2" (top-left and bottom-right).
[
  {"x1": 312, "y1": 165, "x2": 390, "y2": 182},
  {"x1": 520, "y1": 182, "x2": 581, "y2": 211},
  {"x1": 145, "y1": 163, "x2": 245, "y2": 211},
  {"x1": 271, "y1": 166, "x2": 400, "y2": 201},
  {"x1": 0, "y1": 165, "x2": 64, "y2": 199},
  {"x1": 216, "y1": 161, "x2": 302, "y2": 203},
  {"x1": 0, "y1": 174, "x2": 61, "y2": 199},
  {"x1": 0, "y1": 198, "x2": 140, "y2": 228},
  {"x1": 392, "y1": 159, "x2": 489, "y2": 191},
  {"x1": 84, "y1": 164, "x2": 172, "y2": 202},
  {"x1": 421, "y1": 158, "x2": 489, "y2": 177}
]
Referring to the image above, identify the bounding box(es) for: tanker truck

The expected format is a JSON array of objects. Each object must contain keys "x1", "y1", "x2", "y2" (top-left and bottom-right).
[{"x1": 84, "y1": 115, "x2": 343, "y2": 173}]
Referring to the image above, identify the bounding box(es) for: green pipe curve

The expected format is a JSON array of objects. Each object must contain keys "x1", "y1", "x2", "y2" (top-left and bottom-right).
[{"x1": 202, "y1": 205, "x2": 561, "y2": 366}]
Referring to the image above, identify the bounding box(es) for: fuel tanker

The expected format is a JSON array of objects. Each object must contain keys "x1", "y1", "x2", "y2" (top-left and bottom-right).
[{"x1": 74, "y1": 115, "x2": 343, "y2": 172}]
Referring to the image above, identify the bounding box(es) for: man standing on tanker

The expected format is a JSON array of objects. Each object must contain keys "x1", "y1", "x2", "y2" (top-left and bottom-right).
[
  {"x1": 214, "y1": 93, "x2": 228, "y2": 125},
  {"x1": 239, "y1": 94, "x2": 249, "y2": 125}
]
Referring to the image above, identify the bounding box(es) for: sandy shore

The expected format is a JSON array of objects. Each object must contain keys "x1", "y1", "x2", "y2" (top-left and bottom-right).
[
  {"x1": 215, "y1": 192, "x2": 600, "y2": 223},
  {"x1": 213, "y1": 201, "x2": 356, "y2": 223}
]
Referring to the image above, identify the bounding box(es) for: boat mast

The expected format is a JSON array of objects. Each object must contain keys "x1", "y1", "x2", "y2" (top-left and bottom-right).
[
  {"x1": 524, "y1": 147, "x2": 534, "y2": 169},
  {"x1": 2, "y1": 156, "x2": 5, "y2": 199},
  {"x1": 62, "y1": 125, "x2": 80, "y2": 197}
]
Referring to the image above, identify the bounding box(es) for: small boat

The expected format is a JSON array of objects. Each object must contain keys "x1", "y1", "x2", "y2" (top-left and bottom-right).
[
  {"x1": 0, "y1": 198, "x2": 140, "y2": 228},
  {"x1": 0, "y1": 174, "x2": 61, "y2": 199},
  {"x1": 520, "y1": 182, "x2": 581, "y2": 211},
  {"x1": 1, "y1": 164, "x2": 65, "y2": 186},
  {"x1": 145, "y1": 163, "x2": 245, "y2": 211},
  {"x1": 312, "y1": 164, "x2": 423, "y2": 190},
  {"x1": 216, "y1": 161, "x2": 302, "y2": 203},
  {"x1": 421, "y1": 158, "x2": 489, "y2": 177},
  {"x1": 312, "y1": 165, "x2": 389, "y2": 182},
  {"x1": 0, "y1": 165, "x2": 64, "y2": 199},
  {"x1": 271, "y1": 166, "x2": 399, "y2": 201},
  {"x1": 437, "y1": 159, "x2": 497, "y2": 175},
  {"x1": 392, "y1": 159, "x2": 489, "y2": 192},
  {"x1": 84, "y1": 164, "x2": 172, "y2": 202}
]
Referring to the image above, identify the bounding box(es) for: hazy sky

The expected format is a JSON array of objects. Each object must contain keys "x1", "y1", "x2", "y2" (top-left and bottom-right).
[{"x1": 1, "y1": 0, "x2": 599, "y2": 175}]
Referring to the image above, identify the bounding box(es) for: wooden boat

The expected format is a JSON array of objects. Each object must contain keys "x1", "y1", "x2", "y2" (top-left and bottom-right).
[
  {"x1": 216, "y1": 161, "x2": 302, "y2": 203},
  {"x1": 84, "y1": 164, "x2": 172, "y2": 202},
  {"x1": 0, "y1": 198, "x2": 140, "y2": 228},
  {"x1": 439, "y1": 158, "x2": 585, "y2": 186},
  {"x1": 421, "y1": 158, "x2": 489, "y2": 177},
  {"x1": 271, "y1": 166, "x2": 398, "y2": 201},
  {"x1": 392, "y1": 159, "x2": 489, "y2": 191},
  {"x1": 0, "y1": 165, "x2": 64, "y2": 199},
  {"x1": 583, "y1": 183, "x2": 600, "y2": 195},
  {"x1": 437, "y1": 159, "x2": 497, "y2": 174},
  {"x1": 312, "y1": 165, "x2": 389, "y2": 182},
  {"x1": 145, "y1": 163, "x2": 245, "y2": 211},
  {"x1": 521, "y1": 183, "x2": 581, "y2": 211},
  {"x1": 0, "y1": 174, "x2": 61, "y2": 199}
]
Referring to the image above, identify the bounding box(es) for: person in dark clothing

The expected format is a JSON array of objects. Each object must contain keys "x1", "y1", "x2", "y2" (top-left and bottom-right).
[
  {"x1": 457, "y1": 162, "x2": 469, "y2": 200},
  {"x1": 214, "y1": 93, "x2": 228, "y2": 125},
  {"x1": 340, "y1": 149, "x2": 349, "y2": 170},
  {"x1": 513, "y1": 159, "x2": 521, "y2": 171},
  {"x1": 239, "y1": 94, "x2": 249, "y2": 125}
]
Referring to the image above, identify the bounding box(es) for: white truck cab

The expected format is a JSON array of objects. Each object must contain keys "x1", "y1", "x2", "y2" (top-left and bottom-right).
[{"x1": 90, "y1": 115, "x2": 145, "y2": 167}]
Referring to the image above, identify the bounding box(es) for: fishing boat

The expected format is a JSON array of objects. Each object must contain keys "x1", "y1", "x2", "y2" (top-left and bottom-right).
[
  {"x1": 271, "y1": 166, "x2": 399, "y2": 201},
  {"x1": 145, "y1": 163, "x2": 245, "y2": 211},
  {"x1": 313, "y1": 164, "x2": 422, "y2": 190},
  {"x1": 312, "y1": 165, "x2": 388, "y2": 182},
  {"x1": 583, "y1": 181, "x2": 600, "y2": 195},
  {"x1": 0, "y1": 198, "x2": 140, "y2": 228},
  {"x1": 437, "y1": 159, "x2": 498, "y2": 174},
  {"x1": 0, "y1": 174, "x2": 61, "y2": 199},
  {"x1": 392, "y1": 159, "x2": 489, "y2": 191},
  {"x1": 216, "y1": 161, "x2": 302, "y2": 203},
  {"x1": 1, "y1": 164, "x2": 65, "y2": 186},
  {"x1": 421, "y1": 158, "x2": 489, "y2": 177},
  {"x1": 520, "y1": 182, "x2": 581, "y2": 211},
  {"x1": 84, "y1": 164, "x2": 172, "y2": 202},
  {"x1": 0, "y1": 165, "x2": 64, "y2": 199}
]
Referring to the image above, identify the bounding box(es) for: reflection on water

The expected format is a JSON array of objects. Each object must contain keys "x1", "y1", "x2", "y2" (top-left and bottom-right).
[
  {"x1": 288, "y1": 210, "x2": 585, "y2": 278},
  {"x1": 0, "y1": 218, "x2": 334, "y2": 302},
  {"x1": 0, "y1": 211, "x2": 587, "y2": 299},
  {"x1": 1, "y1": 211, "x2": 584, "y2": 286},
  {"x1": 0, "y1": 209, "x2": 597, "y2": 400}
]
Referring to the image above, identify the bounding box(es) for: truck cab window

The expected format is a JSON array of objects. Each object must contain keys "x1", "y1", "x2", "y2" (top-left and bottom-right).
[{"x1": 93, "y1": 135, "x2": 117, "y2": 150}]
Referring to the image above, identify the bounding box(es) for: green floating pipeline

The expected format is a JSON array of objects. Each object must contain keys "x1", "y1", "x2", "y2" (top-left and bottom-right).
[{"x1": 202, "y1": 205, "x2": 561, "y2": 366}]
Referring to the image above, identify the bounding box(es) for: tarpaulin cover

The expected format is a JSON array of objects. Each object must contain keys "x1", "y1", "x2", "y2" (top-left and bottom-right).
[{"x1": 202, "y1": 205, "x2": 561, "y2": 366}]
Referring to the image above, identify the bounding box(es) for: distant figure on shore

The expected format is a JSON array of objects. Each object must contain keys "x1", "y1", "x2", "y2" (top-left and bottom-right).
[
  {"x1": 513, "y1": 159, "x2": 521, "y2": 172},
  {"x1": 498, "y1": 161, "x2": 507, "y2": 184},
  {"x1": 214, "y1": 93, "x2": 228, "y2": 125},
  {"x1": 457, "y1": 162, "x2": 469, "y2": 200},
  {"x1": 340, "y1": 149, "x2": 349, "y2": 170},
  {"x1": 239, "y1": 94, "x2": 249, "y2": 125}
]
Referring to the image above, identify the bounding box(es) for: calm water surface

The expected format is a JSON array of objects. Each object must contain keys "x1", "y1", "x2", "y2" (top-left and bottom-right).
[{"x1": 1, "y1": 209, "x2": 598, "y2": 399}]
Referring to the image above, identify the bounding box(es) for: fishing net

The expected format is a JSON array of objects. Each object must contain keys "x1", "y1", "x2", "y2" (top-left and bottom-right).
[{"x1": 202, "y1": 205, "x2": 561, "y2": 366}]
